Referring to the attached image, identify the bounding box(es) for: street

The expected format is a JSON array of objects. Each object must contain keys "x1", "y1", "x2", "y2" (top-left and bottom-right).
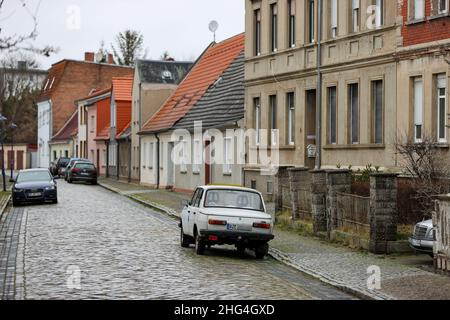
[{"x1": 0, "y1": 181, "x2": 355, "y2": 300}]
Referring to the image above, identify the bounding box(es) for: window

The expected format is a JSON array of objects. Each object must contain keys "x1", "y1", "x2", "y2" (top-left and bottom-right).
[
  {"x1": 193, "y1": 140, "x2": 201, "y2": 173},
  {"x1": 372, "y1": 80, "x2": 384, "y2": 144},
  {"x1": 351, "y1": 0, "x2": 360, "y2": 32},
  {"x1": 109, "y1": 144, "x2": 117, "y2": 166},
  {"x1": 53, "y1": 151, "x2": 57, "y2": 161},
  {"x1": 251, "y1": 180, "x2": 257, "y2": 190},
  {"x1": 308, "y1": 0, "x2": 315, "y2": 43},
  {"x1": 90, "y1": 116, "x2": 95, "y2": 133},
  {"x1": 438, "y1": 0, "x2": 449, "y2": 14},
  {"x1": 375, "y1": 0, "x2": 384, "y2": 27},
  {"x1": 180, "y1": 139, "x2": 187, "y2": 173},
  {"x1": 349, "y1": 83, "x2": 359, "y2": 144},
  {"x1": 254, "y1": 9, "x2": 261, "y2": 56},
  {"x1": 288, "y1": 0, "x2": 296, "y2": 47},
  {"x1": 287, "y1": 92, "x2": 295, "y2": 145},
  {"x1": 160, "y1": 142, "x2": 164, "y2": 169},
  {"x1": 254, "y1": 97, "x2": 262, "y2": 145},
  {"x1": 411, "y1": 0, "x2": 425, "y2": 20},
  {"x1": 413, "y1": 77, "x2": 424, "y2": 143},
  {"x1": 437, "y1": 74, "x2": 447, "y2": 143},
  {"x1": 330, "y1": 0, "x2": 338, "y2": 38},
  {"x1": 269, "y1": 95, "x2": 277, "y2": 146},
  {"x1": 267, "y1": 181, "x2": 274, "y2": 194},
  {"x1": 143, "y1": 143, "x2": 147, "y2": 168},
  {"x1": 328, "y1": 87, "x2": 337, "y2": 144},
  {"x1": 111, "y1": 102, "x2": 116, "y2": 128},
  {"x1": 270, "y1": 3, "x2": 278, "y2": 52},
  {"x1": 103, "y1": 150, "x2": 107, "y2": 166},
  {"x1": 223, "y1": 137, "x2": 233, "y2": 175},
  {"x1": 148, "y1": 142, "x2": 154, "y2": 168},
  {"x1": 65, "y1": 150, "x2": 69, "y2": 158}
]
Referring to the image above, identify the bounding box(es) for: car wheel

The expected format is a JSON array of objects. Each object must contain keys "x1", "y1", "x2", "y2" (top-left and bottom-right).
[
  {"x1": 195, "y1": 232, "x2": 206, "y2": 255},
  {"x1": 180, "y1": 227, "x2": 191, "y2": 248},
  {"x1": 68, "y1": 178, "x2": 73, "y2": 184},
  {"x1": 53, "y1": 198, "x2": 58, "y2": 204},
  {"x1": 255, "y1": 243, "x2": 269, "y2": 260},
  {"x1": 12, "y1": 199, "x2": 20, "y2": 207},
  {"x1": 236, "y1": 244, "x2": 246, "y2": 254},
  {"x1": 92, "y1": 180, "x2": 97, "y2": 185}
]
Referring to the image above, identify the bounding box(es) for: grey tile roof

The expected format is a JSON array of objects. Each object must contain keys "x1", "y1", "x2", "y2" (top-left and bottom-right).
[
  {"x1": 136, "y1": 60, "x2": 193, "y2": 84},
  {"x1": 172, "y1": 51, "x2": 244, "y2": 131}
]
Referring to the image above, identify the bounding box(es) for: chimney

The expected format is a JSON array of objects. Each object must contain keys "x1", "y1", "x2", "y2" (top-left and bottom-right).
[
  {"x1": 84, "y1": 52, "x2": 95, "y2": 62},
  {"x1": 107, "y1": 54, "x2": 115, "y2": 65}
]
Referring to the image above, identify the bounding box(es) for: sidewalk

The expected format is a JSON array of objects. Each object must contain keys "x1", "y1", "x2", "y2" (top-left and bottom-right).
[{"x1": 98, "y1": 178, "x2": 450, "y2": 300}]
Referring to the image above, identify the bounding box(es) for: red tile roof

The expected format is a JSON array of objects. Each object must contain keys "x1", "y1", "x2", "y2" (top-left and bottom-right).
[
  {"x1": 116, "y1": 122, "x2": 131, "y2": 140},
  {"x1": 51, "y1": 110, "x2": 78, "y2": 142},
  {"x1": 112, "y1": 77, "x2": 133, "y2": 101},
  {"x1": 140, "y1": 33, "x2": 245, "y2": 134}
]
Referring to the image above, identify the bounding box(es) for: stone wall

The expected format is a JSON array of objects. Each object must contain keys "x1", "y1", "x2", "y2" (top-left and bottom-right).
[{"x1": 434, "y1": 196, "x2": 450, "y2": 273}]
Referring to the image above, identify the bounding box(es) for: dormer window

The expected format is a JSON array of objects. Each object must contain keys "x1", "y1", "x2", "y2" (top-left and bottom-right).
[{"x1": 162, "y1": 70, "x2": 173, "y2": 80}]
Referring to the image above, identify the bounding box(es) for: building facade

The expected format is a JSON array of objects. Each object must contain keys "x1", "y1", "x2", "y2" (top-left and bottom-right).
[{"x1": 243, "y1": 0, "x2": 449, "y2": 199}]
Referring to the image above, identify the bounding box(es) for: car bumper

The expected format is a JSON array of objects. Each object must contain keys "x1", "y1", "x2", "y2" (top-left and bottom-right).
[
  {"x1": 13, "y1": 190, "x2": 57, "y2": 203},
  {"x1": 409, "y1": 237, "x2": 434, "y2": 253},
  {"x1": 199, "y1": 229, "x2": 274, "y2": 243},
  {"x1": 71, "y1": 175, "x2": 97, "y2": 182}
]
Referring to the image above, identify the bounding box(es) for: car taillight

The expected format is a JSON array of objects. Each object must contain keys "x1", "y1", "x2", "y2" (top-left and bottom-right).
[
  {"x1": 72, "y1": 168, "x2": 81, "y2": 173},
  {"x1": 253, "y1": 222, "x2": 271, "y2": 229},
  {"x1": 208, "y1": 219, "x2": 227, "y2": 226}
]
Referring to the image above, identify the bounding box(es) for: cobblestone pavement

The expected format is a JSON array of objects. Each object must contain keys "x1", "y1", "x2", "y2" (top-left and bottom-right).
[
  {"x1": 0, "y1": 181, "x2": 355, "y2": 300},
  {"x1": 97, "y1": 180, "x2": 450, "y2": 300}
]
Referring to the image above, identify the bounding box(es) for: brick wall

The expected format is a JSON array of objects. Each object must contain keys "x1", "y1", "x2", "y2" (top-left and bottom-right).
[{"x1": 401, "y1": 0, "x2": 450, "y2": 46}]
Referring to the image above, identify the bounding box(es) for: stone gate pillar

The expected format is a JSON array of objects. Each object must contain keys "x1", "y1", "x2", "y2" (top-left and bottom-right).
[
  {"x1": 369, "y1": 173, "x2": 398, "y2": 254},
  {"x1": 326, "y1": 170, "x2": 352, "y2": 236},
  {"x1": 433, "y1": 195, "x2": 450, "y2": 273},
  {"x1": 274, "y1": 167, "x2": 292, "y2": 213},
  {"x1": 288, "y1": 167, "x2": 310, "y2": 220},
  {"x1": 311, "y1": 170, "x2": 327, "y2": 233}
]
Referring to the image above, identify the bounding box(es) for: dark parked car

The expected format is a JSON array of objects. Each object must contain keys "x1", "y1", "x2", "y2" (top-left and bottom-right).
[
  {"x1": 67, "y1": 162, "x2": 98, "y2": 185},
  {"x1": 49, "y1": 157, "x2": 70, "y2": 177},
  {"x1": 12, "y1": 169, "x2": 58, "y2": 206},
  {"x1": 64, "y1": 158, "x2": 91, "y2": 181}
]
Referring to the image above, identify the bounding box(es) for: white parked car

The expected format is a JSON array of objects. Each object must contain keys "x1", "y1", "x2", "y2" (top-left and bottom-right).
[
  {"x1": 179, "y1": 186, "x2": 274, "y2": 259},
  {"x1": 409, "y1": 219, "x2": 435, "y2": 256}
]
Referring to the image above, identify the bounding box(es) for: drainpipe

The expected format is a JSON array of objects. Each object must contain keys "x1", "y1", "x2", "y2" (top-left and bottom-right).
[
  {"x1": 315, "y1": 0, "x2": 323, "y2": 170},
  {"x1": 156, "y1": 134, "x2": 160, "y2": 189}
]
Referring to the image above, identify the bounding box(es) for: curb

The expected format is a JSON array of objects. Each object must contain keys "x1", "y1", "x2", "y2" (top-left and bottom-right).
[
  {"x1": 0, "y1": 194, "x2": 11, "y2": 222},
  {"x1": 268, "y1": 247, "x2": 395, "y2": 301},
  {"x1": 98, "y1": 181, "x2": 392, "y2": 300}
]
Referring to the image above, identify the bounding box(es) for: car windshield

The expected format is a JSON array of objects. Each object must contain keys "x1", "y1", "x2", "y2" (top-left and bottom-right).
[
  {"x1": 74, "y1": 163, "x2": 95, "y2": 170},
  {"x1": 204, "y1": 189, "x2": 264, "y2": 212},
  {"x1": 59, "y1": 159, "x2": 70, "y2": 165},
  {"x1": 17, "y1": 171, "x2": 52, "y2": 183}
]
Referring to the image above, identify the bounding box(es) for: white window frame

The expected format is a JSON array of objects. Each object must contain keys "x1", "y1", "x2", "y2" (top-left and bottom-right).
[
  {"x1": 375, "y1": 0, "x2": 384, "y2": 27},
  {"x1": 287, "y1": 92, "x2": 295, "y2": 145},
  {"x1": 352, "y1": 0, "x2": 360, "y2": 32},
  {"x1": 330, "y1": 0, "x2": 338, "y2": 38},
  {"x1": 437, "y1": 74, "x2": 447, "y2": 143},
  {"x1": 288, "y1": 0, "x2": 296, "y2": 48},
  {"x1": 414, "y1": 77, "x2": 424, "y2": 143},
  {"x1": 193, "y1": 139, "x2": 201, "y2": 174},
  {"x1": 438, "y1": 0, "x2": 449, "y2": 14},
  {"x1": 223, "y1": 137, "x2": 233, "y2": 175},
  {"x1": 271, "y1": 3, "x2": 278, "y2": 52}
]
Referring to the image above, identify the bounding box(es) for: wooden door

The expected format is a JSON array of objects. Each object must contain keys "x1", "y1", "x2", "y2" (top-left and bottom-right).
[
  {"x1": 7, "y1": 150, "x2": 14, "y2": 170},
  {"x1": 17, "y1": 151, "x2": 24, "y2": 170}
]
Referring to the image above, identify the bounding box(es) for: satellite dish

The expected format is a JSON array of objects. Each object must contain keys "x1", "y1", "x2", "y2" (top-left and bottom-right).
[{"x1": 208, "y1": 20, "x2": 219, "y2": 42}]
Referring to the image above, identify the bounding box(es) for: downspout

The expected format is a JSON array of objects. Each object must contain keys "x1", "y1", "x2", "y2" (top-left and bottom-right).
[
  {"x1": 315, "y1": 0, "x2": 323, "y2": 170},
  {"x1": 156, "y1": 134, "x2": 160, "y2": 189}
]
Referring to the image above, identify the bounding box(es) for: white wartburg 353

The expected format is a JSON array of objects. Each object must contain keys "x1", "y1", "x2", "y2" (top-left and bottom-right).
[{"x1": 179, "y1": 186, "x2": 275, "y2": 259}]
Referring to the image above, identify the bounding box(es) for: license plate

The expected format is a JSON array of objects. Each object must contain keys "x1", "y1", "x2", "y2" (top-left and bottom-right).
[
  {"x1": 226, "y1": 224, "x2": 237, "y2": 231},
  {"x1": 29, "y1": 192, "x2": 42, "y2": 197},
  {"x1": 81, "y1": 173, "x2": 89, "y2": 176}
]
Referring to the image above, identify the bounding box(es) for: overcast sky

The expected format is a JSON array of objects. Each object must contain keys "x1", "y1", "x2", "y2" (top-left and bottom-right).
[{"x1": 1, "y1": 0, "x2": 245, "y2": 69}]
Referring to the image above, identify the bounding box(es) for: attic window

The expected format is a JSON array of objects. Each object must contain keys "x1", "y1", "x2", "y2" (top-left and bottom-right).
[{"x1": 43, "y1": 78, "x2": 50, "y2": 91}]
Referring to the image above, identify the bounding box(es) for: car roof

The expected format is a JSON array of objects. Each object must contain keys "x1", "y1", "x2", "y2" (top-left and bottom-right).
[
  {"x1": 198, "y1": 185, "x2": 262, "y2": 194},
  {"x1": 19, "y1": 168, "x2": 50, "y2": 173}
]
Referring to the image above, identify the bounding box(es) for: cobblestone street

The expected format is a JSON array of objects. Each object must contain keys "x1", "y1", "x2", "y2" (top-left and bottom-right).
[{"x1": 0, "y1": 181, "x2": 354, "y2": 300}]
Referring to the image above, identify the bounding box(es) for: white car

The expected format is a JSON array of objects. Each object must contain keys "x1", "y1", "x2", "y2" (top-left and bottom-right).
[
  {"x1": 179, "y1": 186, "x2": 274, "y2": 259},
  {"x1": 409, "y1": 219, "x2": 435, "y2": 256}
]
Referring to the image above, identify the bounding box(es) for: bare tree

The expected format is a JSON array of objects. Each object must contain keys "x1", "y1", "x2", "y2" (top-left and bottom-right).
[
  {"x1": 0, "y1": 0, "x2": 56, "y2": 56},
  {"x1": 394, "y1": 131, "x2": 450, "y2": 215},
  {"x1": 111, "y1": 30, "x2": 145, "y2": 66}
]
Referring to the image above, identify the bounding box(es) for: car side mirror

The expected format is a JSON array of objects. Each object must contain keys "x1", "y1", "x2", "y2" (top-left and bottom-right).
[{"x1": 182, "y1": 200, "x2": 190, "y2": 208}]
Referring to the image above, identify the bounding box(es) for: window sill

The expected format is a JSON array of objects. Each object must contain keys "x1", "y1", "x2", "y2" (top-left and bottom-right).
[
  {"x1": 323, "y1": 144, "x2": 386, "y2": 150},
  {"x1": 428, "y1": 12, "x2": 450, "y2": 21},
  {"x1": 193, "y1": 171, "x2": 200, "y2": 175},
  {"x1": 279, "y1": 145, "x2": 296, "y2": 150},
  {"x1": 223, "y1": 172, "x2": 233, "y2": 177},
  {"x1": 406, "y1": 18, "x2": 426, "y2": 26},
  {"x1": 180, "y1": 171, "x2": 188, "y2": 175}
]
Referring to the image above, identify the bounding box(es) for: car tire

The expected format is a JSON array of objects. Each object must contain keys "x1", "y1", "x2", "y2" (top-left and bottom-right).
[
  {"x1": 92, "y1": 180, "x2": 97, "y2": 185},
  {"x1": 195, "y1": 233, "x2": 206, "y2": 255},
  {"x1": 12, "y1": 199, "x2": 20, "y2": 207},
  {"x1": 255, "y1": 243, "x2": 269, "y2": 260},
  {"x1": 68, "y1": 178, "x2": 73, "y2": 184},
  {"x1": 180, "y1": 228, "x2": 191, "y2": 248},
  {"x1": 53, "y1": 198, "x2": 58, "y2": 204},
  {"x1": 236, "y1": 244, "x2": 246, "y2": 254}
]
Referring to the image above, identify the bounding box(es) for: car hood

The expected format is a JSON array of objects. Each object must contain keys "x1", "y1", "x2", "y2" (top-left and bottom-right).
[
  {"x1": 15, "y1": 181, "x2": 54, "y2": 189},
  {"x1": 199, "y1": 207, "x2": 272, "y2": 220}
]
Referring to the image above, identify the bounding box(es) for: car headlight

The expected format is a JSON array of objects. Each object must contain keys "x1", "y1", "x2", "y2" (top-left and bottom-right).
[
  {"x1": 13, "y1": 187, "x2": 23, "y2": 192},
  {"x1": 427, "y1": 228, "x2": 435, "y2": 241},
  {"x1": 45, "y1": 186, "x2": 56, "y2": 191}
]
